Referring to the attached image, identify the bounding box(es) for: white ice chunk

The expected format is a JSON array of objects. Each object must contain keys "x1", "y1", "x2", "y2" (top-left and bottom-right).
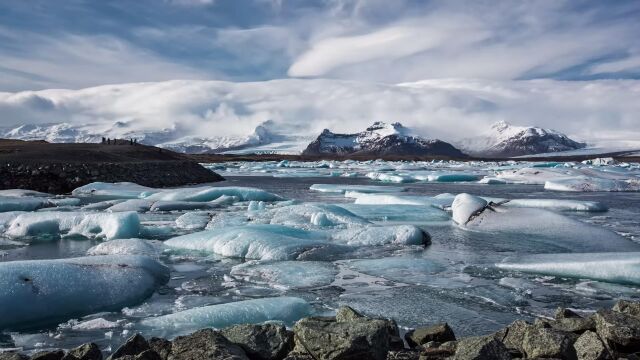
[
  {"x1": 165, "y1": 224, "x2": 335, "y2": 261},
  {"x1": 4, "y1": 211, "x2": 140, "y2": 240},
  {"x1": 47, "y1": 197, "x2": 82, "y2": 207},
  {"x1": 260, "y1": 203, "x2": 370, "y2": 228},
  {"x1": 331, "y1": 225, "x2": 430, "y2": 246},
  {"x1": 451, "y1": 193, "x2": 488, "y2": 225},
  {"x1": 0, "y1": 255, "x2": 169, "y2": 329},
  {"x1": 0, "y1": 189, "x2": 50, "y2": 197},
  {"x1": 349, "y1": 193, "x2": 435, "y2": 206},
  {"x1": 335, "y1": 204, "x2": 450, "y2": 223},
  {"x1": 150, "y1": 201, "x2": 223, "y2": 212},
  {"x1": 231, "y1": 261, "x2": 338, "y2": 289},
  {"x1": 140, "y1": 297, "x2": 311, "y2": 337},
  {"x1": 107, "y1": 199, "x2": 154, "y2": 212},
  {"x1": 545, "y1": 178, "x2": 640, "y2": 192},
  {"x1": 145, "y1": 186, "x2": 283, "y2": 202},
  {"x1": 345, "y1": 257, "x2": 444, "y2": 284},
  {"x1": 309, "y1": 184, "x2": 406, "y2": 194},
  {"x1": 504, "y1": 199, "x2": 607, "y2": 212},
  {"x1": 176, "y1": 212, "x2": 211, "y2": 230},
  {"x1": 497, "y1": 252, "x2": 640, "y2": 285},
  {"x1": 247, "y1": 201, "x2": 266, "y2": 212},
  {"x1": 72, "y1": 182, "x2": 157, "y2": 200},
  {"x1": 87, "y1": 239, "x2": 164, "y2": 257},
  {"x1": 366, "y1": 172, "x2": 414, "y2": 183},
  {"x1": 478, "y1": 177, "x2": 507, "y2": 184},
  {"x1": 0, "y1": 196, "x2": 51, "y2": 212}
]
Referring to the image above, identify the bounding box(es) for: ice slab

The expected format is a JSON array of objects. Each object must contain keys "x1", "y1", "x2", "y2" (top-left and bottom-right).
[
  {"x1": 504, "y1": 198, "x2": 607, "y2": 212},
  {"x1": 349, "y1": 193, "x2": 435, "y2": 206},
  {"x1": 257, "y1": 203, "x2": 370, "y2": 228},
  {"x1": 0, "y1": 255, "x2": 169, "y2": 330},
  {"x1": 4, "y1": 211, "x2": 140, "y2": 241},
  {"x1": 309, "y1": 184, "x2": 406, "y2": 194},
  {"x1": 145, "y1": 186, "x2": 283, "y2": 202},
  {"x1": 87, "y1": 239, "x2": 164, "y2": 257},
  {"x1": 72, "y1": 182, "x2": 158, "y2": 200},
  {"x1": 0, "y1": 189, "x2": 50, "y2": 197},
  {"x1": 0, "y1": 196, "x2": 51, "y2": 212},
  {"x1": 334, "y1": 204, "x2": 450, "y2": 223},
  {"x1": 545, "y1": 178, "x2": 640, "y2": 192},
  {"x1": 176, "y1": 212, "x2": 211, "y2": 230},
  {"x1": 107, "y1": 199, "x2": 154, "y2": 212},
  {"x1": 231, "y1": 261, "x2": 338, "y2": 289},
  {"x1": 331, "y1": 225, "x2": 430, "y2": 246},
  {"x1": 451, "y1": 193, "x2": 488, "y2": 225},
  {"x1": 366, "y1": 172, "x2": 415, "y2": 183},
  {"x1": 497, "y1": 252, "x2": 640, "y2": 285},
  {"x1": 345, "y1": 257, "x2": 445, "y2": 285},
  {"x1": 140, "y1": 297, "x2": 311, "y2": 337},
  {"x1": 164, "y1": 224, "x2": 337, "y2": 261}
]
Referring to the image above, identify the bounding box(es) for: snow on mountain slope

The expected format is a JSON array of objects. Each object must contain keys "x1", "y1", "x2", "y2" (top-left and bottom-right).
[
  {"x1": 460, "y1": 121, "x2": 587, "y2": 157},
  {"x1": 302, "y1": 122, "x2": 467, "y2": 157},
  {"x1": 1, "y1": 78, "x2": 639, "y2": 153}
]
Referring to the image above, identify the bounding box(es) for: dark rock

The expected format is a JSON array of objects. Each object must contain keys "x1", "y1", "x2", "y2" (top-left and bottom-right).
[
  {"x1": 0, "y1": 353, "x2": 28, "y2": 360},
  {"x1": 335, "y1": 306, "x2": 404, "y2": 351},
  {"x1": 613, "y1": 300, "x2": 640, "y2": 319},
  {"x1": 405, "y1": 323, "x2": 456, "y2": 348},
  {"x1": 453, "y1": 336, "x2": 511, "y2": 360},
  {"x1": 551, "y1": 317, "x2": 596, "y2": 334},
  {"x1": 168, "y1": 329, "x2": 248, "y2": 360},
  {"x1": 386, "y1": 350, "x2": 420, "y2": 360},
  {"x1": 280, "y1": 353, "x2": 314, "y2": 360},
  {"x1": 556, "y1": 307, "x2": 584, "y2": 320},
  {"x1": 133, "y1": 351, "x2": 161, "y2": 360},
  {"x1": 221, "y1": 324, "x2": 293, "y2": 360},
  {"x1": 594, "y1": 310, "x2": 640, "y2": 353},
  {"x1": 335, "y1": 306, "x2": 365, "y2": 323},
  {"x1": 62, "y1": 343, "x2": 102, "y2": 360},
  {"x1": 108, "y1": 334, "x2": 150, "y2": 359},
  {"x1": 522, "y1": 325, "x2": 577, "y2": 359},
  {"x1": 148, "y1": 338, "x2": 171, "y2": 360},
  {"x1": 573, "y1": 331, "x2": 612, "y2": 360},
  {"x1": 31, "y1": 350, "x2": 65, "y2": 360},
  {"x1": 493, "y1": 320, "x2": 530, "y2": 356},
  {"x1": 293, "y1": 314, "x2": 395, "y2": 360}
]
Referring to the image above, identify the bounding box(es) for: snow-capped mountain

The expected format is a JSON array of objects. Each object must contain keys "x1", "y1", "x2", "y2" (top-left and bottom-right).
[
  {"x1": 303, "y1": 122, "x2": 467, "y2": 157},
  {"x1": 460, "y1": 121, "x2": 587, "y2": 157}
]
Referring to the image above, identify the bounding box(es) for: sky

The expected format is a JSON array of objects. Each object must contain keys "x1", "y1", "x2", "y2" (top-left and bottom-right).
[{"x1": 1, "y1": 0, "x2": 640, "y2": 91}]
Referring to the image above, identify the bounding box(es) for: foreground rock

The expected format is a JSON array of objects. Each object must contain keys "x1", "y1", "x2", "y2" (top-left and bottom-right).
[{"x1": 221, "y1": 324, "x2": 293, "y2": 360}]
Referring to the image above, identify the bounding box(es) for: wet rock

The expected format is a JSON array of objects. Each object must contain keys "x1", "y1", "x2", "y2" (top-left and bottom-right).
[
  {"x1": 148, "y1": 338, "x2": 171, "y2": 360},
  {"x1": 62, "y1": 343, "x2": 102, "y2": 360},
  {"x1": 221, "y1": 324, "x2": 293, "y2": 360},
  {"x1": 493, "y1": 320, "x2": 530, "y2": 356},
  {"x1": 556, "y1": 307, "x2": 584, "y2": 319},
  {"x1": 168, "y1": 329, "x2": 248, "y2": 360},
  {"x1": 405, "y1": 323, "x2": 456, "y2": 348},
  {"x1": 108, "y1": 334, "x2": 150, "y2": 359},
  {"x1": 335, "y1": 306, "x2": 364, "y2": 323},
  {"x1": 453, "y1": 336, "x2": 511, "y2": 360},
  {"x1": 31, "y1": 350, "x2": 65, "y2": 360},
  {"x1": 573, "y1": 331, "x2": 611, "y2": 360},
  {"x1": 0, "y1": 353, "x2": 28, "y2": 360},
  {"x1": 293, "y1": 313, "x2": 395, "y2": 360},
  {"x1": 522, "y1": 325, "x2": 577, "y2": 359},
  {"x1": 594, "y1": 310, "x2": 640, "y2": 353},
  {"x1": 551, "y1": 317, "x2": 596, "y2": 334},
  {"x1": 386, "y1": 350, "x2": 420, "y2": 360},
  {"x1": 280, "y1": 353, "x2": 314, "y2": 360},
  {"x1": 613, "y1": 300, "x2": 640, "y2": 319}
]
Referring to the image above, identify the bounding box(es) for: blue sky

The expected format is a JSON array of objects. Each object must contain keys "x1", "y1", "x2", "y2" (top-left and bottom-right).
[{"x1": 1, "y1": 0, "x2": 640, "y2": 91}]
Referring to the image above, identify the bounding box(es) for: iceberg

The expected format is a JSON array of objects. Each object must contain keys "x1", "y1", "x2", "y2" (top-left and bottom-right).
[
  {"x1": 496, "y1": 252, "x2": 640, "y2": 285},
  {"x1": 230, "y1": 261, "x2": 338, "y2": 289},
  {"x1": 0, "y1": 196, "x2": 51, "y2": 213},
  {"x1": 72, "y1": 182, "x2": 157, "y2": 200},
  {"x1": 309, "y1": 184, "x2": 406, "y2": 194},
  {"x1": 0, "y1": 189, "x2": 50, "y2": 197},
  {"x1": 107, "y1": 199, "x2": 154, "y2": 212},
  {"x1": 140, "y1": 297, "x2": 311, "y2": 337},
  {"x1": 349, "y1": 193, "x2": 435, "y2": 206},
  {"x1": 257, "y1": 203, "x2": 370, "y2": 228},
  {"x1": 451, "y1": 193, "x2": 488, "y2": 225},
  {"x1": 504, "y1": 198, "x2": 607, "y2": 212},
  {"x1": 0, "y1": 255, "x2": 169, "y2": 330},
  {"x1": 145, "y1": 186, "x2": 283, "y2": 202},
  {"x1": 335, "y1": 204, "x2": 450, "y2": 223},
  {"x1": 331, "y1": 225, "x2": 430, "y2": 246},
  {"x1": 544, "y1": 178, "x2": 640, "y2": 192},
  {"x1": 175, "y1": 211, "x2": 211, "y2": 230},
  {"x1": 365, "y1": 172, "x2": 415, "y2": 183},
  {"x1": 164, "y1": 224, "x2": 337, "y2": 261},
  {"x1": 4, "y1": 211, "x2": 140, "y2": 240},
  {"x1": 86, "y1": 239, "x2": 164, "y2": 257}
]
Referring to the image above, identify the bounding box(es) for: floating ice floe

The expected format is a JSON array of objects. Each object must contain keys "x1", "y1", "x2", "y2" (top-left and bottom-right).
[
  {"x1": 0, "y1": 189, "x2": 50, "y2": 197},
  {"x1": 344, "y1": 257, "x2": 445, "y2": 285},
  {"x1": 496, "y1": 252, "x2": 640, "y2": 285},
  {"x1": 0, "y1": 255, "x2": 169, "y2": 330},
  {"x1": 256, "y1": 203, "x2": 370, "y2": 228},
  {"x1": 3, "y1": 211, "x2": 140, "y2": 240},
  {"x1": 175, "y1": 212, "x2": 211, "y2": 230},
  {"x1": 144, "y1": 186, "x2": 282, "y2": 202},
  {"x1": 503, "y1": 198, "x2": 607, "y2": 212},
  {"x1": 0, "y1": 196, "x2": 51, "y2": 213},
  {"x1": 309, "y1": 184, "x2": 406, "y2": 194},
  {"x1": 349, "y1": 193, "x2": 435, "y2": 206},
  {"x1": 230, "y1": 261, "x2": 338, "y2": 289},
  {"x1": 140, "y1": 297, "x2": 311, "y2": 337},
  {"x1": 331, "y1": 225, "x2": 430, "y2": 246},
  {"x1": 72, "y1": 182, "x2": 158, "y2": 200},
  {"x1": 47, "y1": 197, "x2": 82, "y2": 207},
  {"x1": 107, "y1": 199, "x2": 156, "y2": 212},
  {"x1": 544, "y1": 178, "x2": 640, "y2": 192},
  {"x1": 86, "y1": 238, "x2": 165, "y2": 257},
  {"x1": 451, "y1": 193, "x2": 488, "y2": 225},
  {"x1": 365, "y1": 172, "x2": 414, "y2": 183},
  {"x1": 335, "y1": 204, "x2": 450, "y2": 223}
]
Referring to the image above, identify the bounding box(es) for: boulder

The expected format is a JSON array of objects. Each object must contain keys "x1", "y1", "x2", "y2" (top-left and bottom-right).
[
  {"x1": 453, "y1": 336, "x2": 511, "y2": 360},
  {"x1": 148, "y1": 338, "x2": 171, "y2": 360},
  {"x1": 31, "y1": 351, "x2": 65, "y2": 360},
  {"x1": 594, "y1": 310, "x2": 640, "y2": 353},
  {"x1": 386, "y1": 350, "x2": 420, "y2": 360},
  {"x1": 493, "y1": 320, "x2": 530, "y2": 356},
  {"x1": 556, "y1": 307, "x2": 584, "y2": 319},
  {"x1": 613, "y1": 300, "x2": 640, "y2": 319},
  {"x1": 108, "y1": 334, "x2": 150, "y2": 359},
  {"x1": 168, "y1": 329, "x2": 248, "y2": 360},
  {"x1": 405, "y1": 323, "x2": 456, "y2": 348},
  {"x1": 221, "y1": 324, "x2": 293, "y2": 360},
  {"x1": 62, "y1": 343, "x2": 102, "y2": 360},
  {"x1": 0, "y1": 353, "x2": 28, "y2": 360},
  {"x1": 522, "y1": 325, "x2": 577, "y2": 359},
  {"x1": 573, "y1": 331, "x2": 611, "y2": 360}
]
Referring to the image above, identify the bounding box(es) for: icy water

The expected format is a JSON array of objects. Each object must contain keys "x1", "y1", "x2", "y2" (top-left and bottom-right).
[{"x1": 1, "y1": 165, "x2": 640, "y2": 354}]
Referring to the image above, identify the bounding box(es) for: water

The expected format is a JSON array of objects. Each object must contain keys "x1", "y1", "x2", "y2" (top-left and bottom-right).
[{"x1": 1, "y1": 173, "x2": 639, "y2": 354}]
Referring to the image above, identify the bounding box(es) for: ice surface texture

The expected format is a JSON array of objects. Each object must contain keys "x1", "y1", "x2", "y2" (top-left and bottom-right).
[
  {"x1": 231, "y1": 260, "x2": 338, "y2": 289},
  {"x1": 87, "y1": 238, "x2": 165, "y2": 257},
  {"x1": 0, "y1": 196, "x2": 51, "y2": 212},
  {"x1": 0, "y1": 255, "x2": 169, "y2": 330},
  {"x1": 309, "y1": 184, "x2": 406, "y2": 194}
]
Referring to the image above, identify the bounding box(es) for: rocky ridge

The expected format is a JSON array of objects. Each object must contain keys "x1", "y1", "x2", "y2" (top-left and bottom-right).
[{"x1": 4, "y1": 300, "x2": 640, "y2": 360}]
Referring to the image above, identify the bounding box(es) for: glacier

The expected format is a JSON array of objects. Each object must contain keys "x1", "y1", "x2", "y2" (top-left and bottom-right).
[{"x1": 0, "y1": 255, "x2": 169, "y2": 330}]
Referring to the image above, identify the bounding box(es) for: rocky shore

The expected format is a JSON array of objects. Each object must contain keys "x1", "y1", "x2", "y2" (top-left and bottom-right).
[{"x1": 3, "y1": 300, "x2": 640, "y2": 360}]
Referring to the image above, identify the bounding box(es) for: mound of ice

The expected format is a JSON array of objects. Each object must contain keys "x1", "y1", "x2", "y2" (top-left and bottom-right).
[
  {"x1": 349, "y1": 193, "x2": 435, "y2": 206},
  {"x1": 0, "y1": 255, "x2": 169, "y2": 329},
  {"x1": 335, "y1": 204, "x2": 450, "y2": 223},
  {"x1": 0, "y1": 196, "x2": 51, "y2": 212},
  {"x1": 175, "y1": 212, "x2": 211, "y2": 230},
  {"x1": 231, "y1": 261, "x2": 338, "y2": 289},
  {"x1": 413, "y1": 172, "x2": 482, "y2": 182},
  {"x1": 309, "y1": 184, "x2": 406, "y2": 194},
  {"x1": 331, "y1": 225, "x2": 430, "y2": 246},
  {"x1": 87, "y1": 239, "x2": 164, "y2": 257},
  {"x1": 47, "y1": 197, "x2": 82, "y2": 207},
  {"x1": 544, "y1": 178, "x2": 640, "y2": 192},
  {"x1": 165, "y1": 224, "x2": 337, "y2": 261},
  {"x1": 150, "y1": 200, "x2": 223, "y2": 212},
  {"x1": 345, "y1": 257, "x2": 445, "y2": 285},
  {"x1": 72, "y1": 182, "x2": 157, "y2": 200},
  {"x1": 496, "y1": 252, "x2": 640, "y2": 285},
  {"x1": 145, "y1": 186, "x2": 283, "y2": 202},
  {"x1": 451, "y1": 193, "x2": 488, "y2": 225},
  {"x1": 478, "y1": 177, "x2": 507, "y2": 185},
  {"x1": 0, "y1": 189, "x2": 50, "y2": 197},
  {"x1": 504, "y1": 199, "x2": 607, "y2": 212},
  {"x1": 366, "y1": 172, "x2": 414, "y2": 183},
  {"x1": 107, "y1": 199, "x2": 155, "y2": 212},
  {"x1": 140, "y1": 297, "x2": 311, "y2": 336},
  {"x1": 259, "y1": 203, "x2": 370, "y2": 228},
  {"x1": 4, "y1": 211, "x2": 140, "y2": 240}
]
